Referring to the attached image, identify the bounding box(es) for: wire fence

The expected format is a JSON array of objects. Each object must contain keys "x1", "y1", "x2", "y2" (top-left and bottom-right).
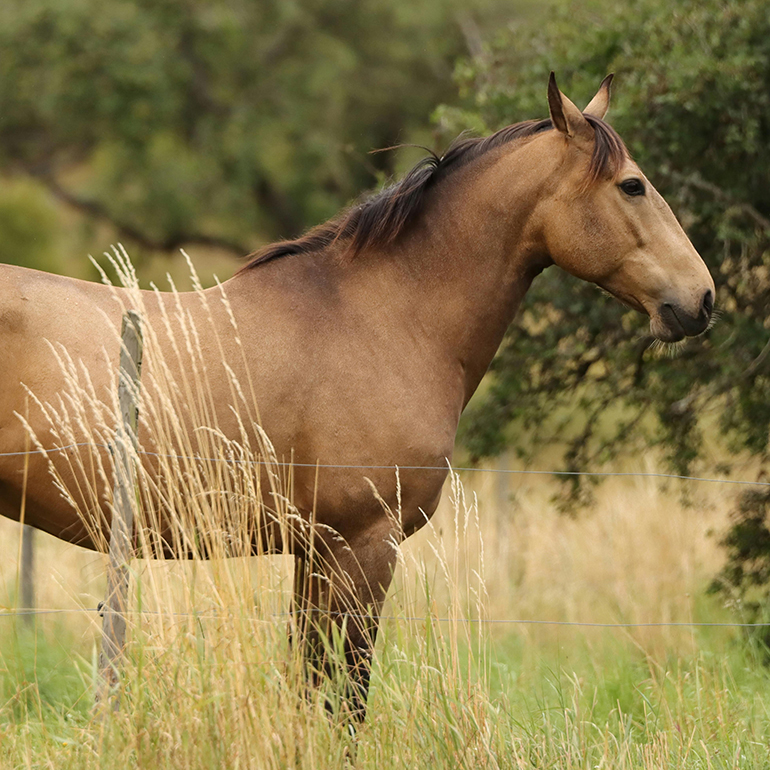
[
  {"x1": 5, "y1": 441, "x2": 770, "y2": 488},
  {"x1": 4, "y1": 440, "x2": 765, "y2": 632},
  {"x1": 1, "y1": 606, "x2": 768, "y2": 629}
]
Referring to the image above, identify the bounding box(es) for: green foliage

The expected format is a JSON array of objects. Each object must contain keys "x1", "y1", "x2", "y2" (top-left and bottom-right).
[
  {"x1": 710, "y1": 487, "x2": 770, "y2": 657},
  {"x1": 0, "y1": 0, "x2": 486, "y2": 265},
  {"x1": 451, "y1": 0, "x2": 770, "y2": 487},
  {"x1": 0, "y1": 179, "x2": 64, "y2": 273}
]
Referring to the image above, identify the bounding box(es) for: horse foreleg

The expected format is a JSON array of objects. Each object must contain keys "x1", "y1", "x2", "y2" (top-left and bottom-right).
[{"x1": 291, "y1": 531, "x2": 398, "y2": 724}]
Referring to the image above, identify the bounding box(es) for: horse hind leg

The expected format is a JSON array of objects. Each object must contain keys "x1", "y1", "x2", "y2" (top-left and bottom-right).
[{"x1": 291, "y1": 530, "x2": 398, "y2": 724}]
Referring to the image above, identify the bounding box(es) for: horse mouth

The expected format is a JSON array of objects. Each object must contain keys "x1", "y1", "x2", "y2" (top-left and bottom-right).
[
  {"x1": 600, "y1": 285, "x2": 712, "y2": 341},
  {"x1": 651, "y1": 302, "x2": 708, "y2": 342},
  {"x1": 650, "y1": 310, "x2": 685, "y2": 342},
  {"x1": 602, "y1": 289, "x2": 680, "y2": 339},
  {"x1": 601, "y1": 285, "x2": 646, "y2": 314}
]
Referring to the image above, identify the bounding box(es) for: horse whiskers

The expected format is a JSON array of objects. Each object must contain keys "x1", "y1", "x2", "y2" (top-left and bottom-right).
[
  {"x1": 667, "y1": 339, "x2": 688, "y2": 358},
  {"x1": 647, "y1": 337, "x2": 688, "y2": 359},
  {"x1": 706, "y1": 307, "x2": 723, "y2": 332}
]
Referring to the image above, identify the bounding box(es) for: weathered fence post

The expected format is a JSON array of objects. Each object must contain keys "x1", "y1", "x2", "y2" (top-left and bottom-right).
[
  {"x1": 20, "y1": 525, "x2": 35, "y2": 627},
  {"x1": 96, "y1": 310, "x2": 143, "y2": 711}
]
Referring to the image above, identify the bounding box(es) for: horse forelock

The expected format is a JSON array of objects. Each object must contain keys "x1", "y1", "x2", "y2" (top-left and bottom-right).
[
  {"x1": 240, "y1": 116, "x2": 629, "y2": 271},
  {"x1": 583, "y1": 114, "x2": 628, "y2": 184}
]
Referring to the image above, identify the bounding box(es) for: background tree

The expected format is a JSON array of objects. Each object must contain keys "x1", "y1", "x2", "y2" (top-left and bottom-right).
[
  {"x1": 439, "y1": 0, "x2": 770, "y2": 629},
  {"x1": 440, "y1": 0, "x2": 770, "y2": 493},
  {"x1": 0, "y1": 0, "x2": 520, "y2": 279}
]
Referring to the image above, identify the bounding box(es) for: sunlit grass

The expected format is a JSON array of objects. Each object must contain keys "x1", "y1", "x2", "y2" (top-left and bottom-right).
[
  {"x1": 0, "y1": 250, "x2": 767, "y2": 768},
  {"x1": 1, "y1": 465, "x2": 769, "y2": 768},
  {"x1": 2, "y1": 597, "x2": 770, "y2": 767},
  {"x1": 1, "y1": 450, "x2": 767, "y2": 768}
]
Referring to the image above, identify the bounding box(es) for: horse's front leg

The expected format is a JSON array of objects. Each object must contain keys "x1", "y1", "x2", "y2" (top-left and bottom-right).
[{"x1": 291, "y1": 525, "x2": 399, "y2": 723}]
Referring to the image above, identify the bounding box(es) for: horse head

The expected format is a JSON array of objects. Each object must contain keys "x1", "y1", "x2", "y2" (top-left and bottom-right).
[{"x1": 538, "y1": 73, "x2": 715, "y2": 342}]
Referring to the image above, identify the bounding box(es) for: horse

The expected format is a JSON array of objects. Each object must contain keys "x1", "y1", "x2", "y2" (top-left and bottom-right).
[{"x1": 0, "y1": 74, "x2": 714, "y2": 720}]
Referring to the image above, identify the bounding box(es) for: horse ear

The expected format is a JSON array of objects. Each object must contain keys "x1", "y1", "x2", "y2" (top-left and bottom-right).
[
  {"x1": 583, "y1": 74, "x2": 614, "y2": 120},
  {"x1": 547, "y1": 72, "x2": 592, "y2": 139}
]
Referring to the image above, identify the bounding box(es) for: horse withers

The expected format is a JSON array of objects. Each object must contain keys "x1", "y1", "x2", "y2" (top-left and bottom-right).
[{"x1": 0, "y1": 74, "x2": 714, "y2": 720}]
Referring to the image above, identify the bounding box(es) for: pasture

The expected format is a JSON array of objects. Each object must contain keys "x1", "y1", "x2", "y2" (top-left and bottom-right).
[
  {"x1": 0, "y1": 1, "x2": 767, "y2": 766},
  {"x1": 1, "y1": 450, "x2": 768, "y2": 769}
]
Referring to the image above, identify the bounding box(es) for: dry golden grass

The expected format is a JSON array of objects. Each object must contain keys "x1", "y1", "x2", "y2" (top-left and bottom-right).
[
  {"x1": 397, "y1": 454, "x2": 738, "y2": 648},
  {"x1": 0, "y1": 417, "x2": 745, "y2": 668},
  {"x1": 0, "y1": 249, "x2": 764, "y2": 768},
  {"x1": 0, "y1": 451, "x2": 756, "y2": 769},
  {"x1": 0, "y1": 447, "x2": 740, "y2": 682}
]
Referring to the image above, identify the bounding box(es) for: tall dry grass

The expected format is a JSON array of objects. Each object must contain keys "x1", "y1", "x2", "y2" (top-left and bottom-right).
[
  {"x1": 0, "y1": 451, "x2": 737, "y2": 648},
  {"x1": 0, "y1": 451, "x2": 756, "y2": 769},
  {"x1": 0, "y1": 249, "x2": 762, "y2": 768}
]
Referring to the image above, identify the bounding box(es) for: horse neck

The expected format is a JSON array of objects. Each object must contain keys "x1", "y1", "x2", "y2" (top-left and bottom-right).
[
  {"x1": 384, "y1": 143, "x2": 553, "y2": 406},
  {"x1": 228, "y1": 138, "x2": 557, "y2": 410}
]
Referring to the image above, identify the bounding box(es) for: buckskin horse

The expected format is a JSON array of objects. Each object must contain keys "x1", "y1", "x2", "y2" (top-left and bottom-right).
[{"x1": 0, "y1": 74, "x2": 714, "y2": 719}]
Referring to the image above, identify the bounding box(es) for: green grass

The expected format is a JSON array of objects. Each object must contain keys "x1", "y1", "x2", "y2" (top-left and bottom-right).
[
  {"x1": 1, "y1": 254, "x2": 764, "y2": 768},
  {"x1": 1, "y1": 609, "x2": 770, "y2": 768},
  {"x1": 0, "y1": 620, "x2": 93, "y2": 766}
]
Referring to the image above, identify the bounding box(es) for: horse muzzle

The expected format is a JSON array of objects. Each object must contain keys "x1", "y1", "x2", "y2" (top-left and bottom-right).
[{"x1": 651, "y1": 289, "x2": 713, "y2": 341}]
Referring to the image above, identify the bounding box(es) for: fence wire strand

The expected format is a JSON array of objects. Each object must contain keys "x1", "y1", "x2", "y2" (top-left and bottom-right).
[
  {"x1": 5, "y1": 441, "x2": 765, "y2": 631},
  {"x1": 5, "y1": 441, "x2": 770, "y2": 488},
  {"x1": 1, "y1": 606, "x2": 768, "y2": 629}
]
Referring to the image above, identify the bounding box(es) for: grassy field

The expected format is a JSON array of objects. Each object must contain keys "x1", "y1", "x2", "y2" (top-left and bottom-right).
[
  {"x1": 0, "y1": 455, "x2": 767, "y2": 769},
  {"x1": 0, "y1": 254, "x2": 765, "y2": 768}
]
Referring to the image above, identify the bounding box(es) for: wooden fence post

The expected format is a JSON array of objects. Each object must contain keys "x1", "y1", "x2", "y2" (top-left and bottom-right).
[
  {"x1": 20, "y1": 525, "x2": 34, "y2": 627},
  {"x1": 96, "y1": 310, "x2": 143, "y2": 711}
]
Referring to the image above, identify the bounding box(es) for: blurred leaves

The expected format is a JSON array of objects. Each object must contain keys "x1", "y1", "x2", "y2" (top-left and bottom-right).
[
  {"x1": 451, "y1": 0, "x2": 770, "y2": 493},
  {"x1": 710, "y1": 487, "x2": 770, "y2": 657},
  {"x1": 0, "y1": 179, "x2": 63, "y2": 273},
  {"x1": 0, "y1": 0, "x2": 498, "y2": 265}
]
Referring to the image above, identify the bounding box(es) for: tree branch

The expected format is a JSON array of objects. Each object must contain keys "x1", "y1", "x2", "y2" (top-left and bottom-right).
[
  {"x1": 29, "y1": 169, "x2": 251, "y2": 257},
  {"x1": 673, "y1": 171, "x2": 770, "y2": 233}
]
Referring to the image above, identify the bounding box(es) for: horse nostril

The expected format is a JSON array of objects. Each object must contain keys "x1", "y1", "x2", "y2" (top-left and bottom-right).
[{"x1": 702, "y1": 289, "x2": 714, "y2": 317}]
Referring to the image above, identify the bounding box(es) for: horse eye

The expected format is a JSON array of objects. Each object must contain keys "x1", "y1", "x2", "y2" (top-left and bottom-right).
[{"x1": 619, "y1": 178, "x2": 646, "y2": 197}]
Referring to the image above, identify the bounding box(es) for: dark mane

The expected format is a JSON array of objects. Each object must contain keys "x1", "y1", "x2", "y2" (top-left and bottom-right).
[{"x1": 241, "y1": 115, "x2": 627, "y2": 270}]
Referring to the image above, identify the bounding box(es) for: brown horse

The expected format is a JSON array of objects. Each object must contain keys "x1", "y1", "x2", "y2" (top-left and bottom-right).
[{"x1": 0, "y1": 74, "x2": 713, "y2": 718}]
